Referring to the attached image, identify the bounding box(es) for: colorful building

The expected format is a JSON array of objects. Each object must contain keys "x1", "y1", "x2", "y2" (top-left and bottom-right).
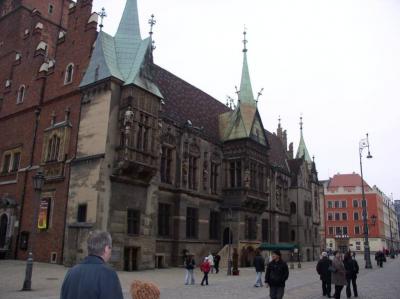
[{"x1": 324, "y1": 173, "x2": 385, "y2": 253}]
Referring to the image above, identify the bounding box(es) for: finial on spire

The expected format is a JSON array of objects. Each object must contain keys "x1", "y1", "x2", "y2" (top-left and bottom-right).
[
  {"x1": 98, "y1": 7, "x2": 107, "y2": 31},
  {"x1": 300, "y1": 114, "x2": 303, "y2": 132},
  {"x1": 148, "y1": 14, "x2": 156, "y2": 36},
  {"x1": 278, "y1": 115, "x2": 282, "y2": 127},
  {"x1": 313, "y1": 155, "x2": 315, "y2": 162},
  {"x1": 242, "y1": 26, "x2": 248, "y2": 53},
  {"x1": 256, "y1": 88, "x2": 264, "y2": 104}
]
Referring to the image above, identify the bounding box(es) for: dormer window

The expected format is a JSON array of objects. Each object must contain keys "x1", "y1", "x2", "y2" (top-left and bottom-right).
[
  {"x1": 64, "y1": 63, "x2": 74, "y2": 84},
  {"x1": 17, "y1": 85, "x2": 25, "y2": 104},
  {"x1": 15, "y1": 52, "x2": 21, "y2": 61},
  {"x1": 5, "y1": 80, "x2": 11, "y2": 88},
  {"x1": 36, "y1": 41, "x2": 48, "y2": 52}
]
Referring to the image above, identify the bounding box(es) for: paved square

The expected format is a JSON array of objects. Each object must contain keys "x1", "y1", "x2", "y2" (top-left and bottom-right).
[{"x1": 1, "y1": 256, "x2": 399, "y2": 299}]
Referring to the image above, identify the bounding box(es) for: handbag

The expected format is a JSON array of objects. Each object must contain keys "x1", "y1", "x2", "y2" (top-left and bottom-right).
[{"x1": 328, "y1": 265, "x2": 337, "y2": 273}]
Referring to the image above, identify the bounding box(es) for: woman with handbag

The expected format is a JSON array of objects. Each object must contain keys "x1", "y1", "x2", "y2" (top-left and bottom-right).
[{"x1": 331, "y1": 251, "x2": 347, "y2": 299}]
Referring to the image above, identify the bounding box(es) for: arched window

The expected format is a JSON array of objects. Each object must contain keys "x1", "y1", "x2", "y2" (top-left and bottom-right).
[
  {"x1": 17, "y1": 85, "x2": 25, "y2": 104},
  {"x1": 64, "y1": 63, "x2": 74, "y2": 84},
  {"x1": 290, "y1": 202, "x2": 297, "y2": 214},
  {"x1": 46, "y1": 135, "x2": 61, "y2": 162}
]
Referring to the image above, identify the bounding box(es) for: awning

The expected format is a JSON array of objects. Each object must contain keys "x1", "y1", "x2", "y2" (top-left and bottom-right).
[{"x1": 258, "y1": 243, "x2": 298, "y2": 251}]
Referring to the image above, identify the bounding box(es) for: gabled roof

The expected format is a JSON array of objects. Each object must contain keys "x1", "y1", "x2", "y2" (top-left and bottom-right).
[
  {"x1": 151, "y1": 64, "x2": 230, "y2": 143},
  {"x1": 328, "y1": 173, "x2": 371, "y2": 189},
  {"x1": 80, "y1": 0, "x2": 162, "y2": 98}
]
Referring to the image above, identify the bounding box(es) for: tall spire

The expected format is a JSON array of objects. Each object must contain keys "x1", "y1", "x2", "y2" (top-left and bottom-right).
[
  {"x1": 115, "y1": 0, "x2": 141, "y2": 41},
  {"x1": 296, "y1": 115, "x2": 312, "y2": 162},
  {"x1": 238, "y1": 29, "x2": 255, "y2": 105}
]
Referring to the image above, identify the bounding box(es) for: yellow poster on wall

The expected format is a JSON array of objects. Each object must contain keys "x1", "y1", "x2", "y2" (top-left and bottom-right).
[{"x1": 38, "y1": 198, "x2": 51, "y2": 230}]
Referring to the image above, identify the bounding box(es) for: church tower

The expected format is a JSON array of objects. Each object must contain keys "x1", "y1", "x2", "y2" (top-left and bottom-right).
[{"x1": 296, "y1": 116, "x2": 312, "y2": 163}]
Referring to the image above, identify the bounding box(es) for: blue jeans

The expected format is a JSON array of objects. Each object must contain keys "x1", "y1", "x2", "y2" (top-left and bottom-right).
[
  {"x1": 255, "y1": 272, "x2": 263, "y2": 286},
  {"x1": 185, "y1": 269, "x2": 195, "y2": 285}
]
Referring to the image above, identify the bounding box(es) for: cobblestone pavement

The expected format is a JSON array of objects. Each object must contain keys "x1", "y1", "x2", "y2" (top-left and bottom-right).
[{"x1": 1, "y1": 256, "x2": 399, "y2": 299}]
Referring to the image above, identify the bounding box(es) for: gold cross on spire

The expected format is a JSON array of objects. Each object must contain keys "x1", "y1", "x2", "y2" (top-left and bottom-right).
[
  {"x1": 98, "y1": 7, "x2": 107, "y2": 31},
  {"x1": 149, "y1": 14, "x2": 156, "y2": 36}
]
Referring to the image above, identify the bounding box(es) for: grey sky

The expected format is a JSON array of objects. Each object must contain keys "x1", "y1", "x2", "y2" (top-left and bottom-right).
[{"x1": 92, "y1": 0, "x2": 400, "y2": 200}]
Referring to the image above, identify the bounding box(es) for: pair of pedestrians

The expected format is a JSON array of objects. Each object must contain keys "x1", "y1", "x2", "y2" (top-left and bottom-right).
[{"x1": 184, "y1": 254, "x2": 213, "y2": 286}]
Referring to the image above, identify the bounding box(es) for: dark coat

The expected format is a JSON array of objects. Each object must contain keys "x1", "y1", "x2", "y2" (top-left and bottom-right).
[
  {"x1": 265, "y1": 259, "x2": 289, "y2": 287},
  {"x1": 60, "y1": 255, "x2": 123, "y2": 299},
  {"x1": 344, "y1": 257, "x2": 359, "y2": 279},
  {"x1": 316, "y1": 257, "x2": 332, "y2": 281},
  {"x1": 184, "y1": 257, "x2": 196, "y2": 270},
  {"x1": 254, "y1": 255, "x2": 265, "y2": 272},
  {"x1": 331, "y1": 257, "x2": 347, "y2": 286}
]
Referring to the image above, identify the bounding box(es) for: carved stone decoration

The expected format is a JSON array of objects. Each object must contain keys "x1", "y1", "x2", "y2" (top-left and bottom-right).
[
  {"x1": 244, "y1": 169, "x2": 250, "y2": 188},
  {"x1": 202, "y1": 152, "x2": 209, "y2": 190}
]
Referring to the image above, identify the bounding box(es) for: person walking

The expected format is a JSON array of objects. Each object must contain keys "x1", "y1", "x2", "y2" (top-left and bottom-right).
[
  {"x1": 343, "y1": 252, "x2": 358, "y2": 298},
  {"x1": 207, "y1": 252, "x2": 215, "y2": 273},
  {"x1": 253, "y1": 249, "x2": 265, "y2": 287},
  {"x1": 331, "y1": 251, "x2": 347, "y2": 299},
  {"x1": 200, "y1": 257, "x2": 211, "y2": 286},
  {"x1": 184, "y1": 253, "x2": 196, "y2": 285},
  {"x1": 60, "y1": 230, "x2": 123, "y2": 299},
  {"x1": 376, "y1": 250, "x2": 384, "y2": 268},
  {"x1": 214, "y1": 253, "x2": 221, "y2": 273},
  {"x1": 316, "y1": 252, "x2": 332, "y2": 298},
  {"x1": 265, "y1": 250, "x2": 289, "y2": 299}
]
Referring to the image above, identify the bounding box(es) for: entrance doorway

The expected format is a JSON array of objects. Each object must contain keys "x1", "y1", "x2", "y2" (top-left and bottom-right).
[
  {"x1": 223, "y1": 227, "x2": 233, "y2": 246},
  {"x1": 124, "y1": 247, "x2": 139, "y2": 271},
  {"x1": 0, "y1": 214, "x2": 8, "y2": 248}
]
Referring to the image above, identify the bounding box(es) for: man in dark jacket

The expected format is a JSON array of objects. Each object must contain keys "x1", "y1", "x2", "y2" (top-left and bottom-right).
[
  {"x1": 344, "y1": 252, "x2": 359, "y2": 298},
  {"x1": 316, "y1": 252, "x2": 332, "y2": 298},
  {"x1": 60, "y1": 230, "x2": 123, "y2": 299},
  {"x1": 253, "y1": 249, "x2": 265, "y2": 287},
  {"x1": 265, "y1": 250, "x2": 289, "y2": 299}
]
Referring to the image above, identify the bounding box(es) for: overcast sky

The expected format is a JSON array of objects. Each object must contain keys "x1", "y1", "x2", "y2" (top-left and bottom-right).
[{"x1": 92, "y1": 0, "x2": 400, "y2": 201}]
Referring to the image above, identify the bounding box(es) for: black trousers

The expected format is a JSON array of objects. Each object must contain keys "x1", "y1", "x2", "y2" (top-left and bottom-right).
[
  {"x1": 378, "y1": 260, "x2": 383, "y2": 267},
  {"x1": 201, "y1": 272, "x2": 209, "y2": 285},
  {"x1": 346, "y1": 277, "x2": 358, "y2": 297},
  {"x1": 214, "y1": 263, "x2": 219, "y2": 273},
  {"x1": 334, "y1": 285, "x2": 344, "y2": 299},
  {"x1": 322, "y1": 279, "x2": 331, "y2": 296},
  {"x1": 270, "y1": 286, "x2": 285, "y2": 299}
]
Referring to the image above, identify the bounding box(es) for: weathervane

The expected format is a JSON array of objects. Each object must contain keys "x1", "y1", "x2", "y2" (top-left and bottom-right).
[
  {"x1": 149, "y1": 14, "x2": 156, "y2": 36},
  {"x1": 278, "y1": 115, "x2": 281, "y2": 126},
  {"x1": 98, "y1": 7, "x2": 107, "y2": 31},
  {"x1": 300, "y1": 114, "x2": 304, "y2": 131}
]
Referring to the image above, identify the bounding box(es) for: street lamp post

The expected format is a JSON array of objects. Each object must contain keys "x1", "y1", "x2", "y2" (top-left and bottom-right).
[
  {"x1": 22, "y1": 170, "x2": 45, "y2": 291},
  {"x1": 227, "y1": 208, "x2": 233, "y2": 276},
  {"x1": 359, "y1": 133, "x2": 373, "y2": 269}
]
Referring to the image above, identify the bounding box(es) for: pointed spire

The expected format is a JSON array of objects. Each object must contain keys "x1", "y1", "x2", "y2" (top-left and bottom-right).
[
  {"x1": 238, "y1": 29, "x2": 255, "y2": 105},
  {"x1": 296, "y1": 115, "x2": 312, "y2": 162},
  {"x1": 115, "y1": 0, "x2": 141, "y2": 41}
]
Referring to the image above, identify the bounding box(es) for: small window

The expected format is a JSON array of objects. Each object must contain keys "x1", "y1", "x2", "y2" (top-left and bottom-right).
[
  {"x1": 327, "y1": 201, "x2": 333, "y2": 208},
  {"x1": 334, "y1": 201, "x2": 340, "y2": 208},
  {"x1": 77, "y1": 204, "x2": 87, "y2": 223},
  {"x1": 11, "y1": 152, "x2": 20, "y2": 172},
  {"x1": 127, "y1": 209, "x2": 140, "y2": 235},
  {"x1": 354, "y1": 226, "x2": 360, "y2": 235},
  {"x1": 17, "y1": 85, "x2": 25, "y2": 104},
  {"x1": 64, "y1": 63, "x2": 74, "y2": 84},
  {"x1": 290, "y1": 202, "x2": 296, "y2": 214},
  {"x1": 335, "y1": 212, "x2": 340, "y2": 221},
  {"x1": 342, "y1": 213, "x2": 347, "y2": 220},
  {"x1": 328, "y1": 227, "x2": 334, "y2": 235},
  {"x1": 341, "y1": 200, "x2": 347, "y2": 208},
  {"x1": 48, "y1": 4, "x2": 54, "y2": 14},
  {"x1": 353, "y1": 199, "x2": 359, "y2": 208},
  {"x1": 327, "y1": 212, "x2": 333, "y2": 221},
  {"x1": 342, "y1": 226, "x2": 348, "y2": 235},
  {"x1": 354, "y1": 212, "x2": 359, "y2": 221},
  {"x1": 1, "y1": 154, "x2": 11, "y2": 173}
]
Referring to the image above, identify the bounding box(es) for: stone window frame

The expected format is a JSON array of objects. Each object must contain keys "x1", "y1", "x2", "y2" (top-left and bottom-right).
[
  {"x1": 46, "y1": 134, "x2": 61, "y2": 162},
  {"x1": 262, "y1": 219, "x2": 269, "y2": 242},
  {"x1": 228, "y1": 159, "x2": 242, "y2": 188},
  {"x1": 77, "y1": 204, "x2": 87, "y2": 223},
  {"x1": 158, "y1": 203, "x2": 171, "y2": 237},
  {"x1": 16, "y1": 85, "x2": 25, "y2": 104},
  {"x1": 186, "y1": 207, "x2": 198, "y2": 239},
  {"x1": 64, "y1": 63, "x2": 74, "y2": 85},
  {"x1": 209, "y1": 210, "x2": 221, "y2": 240},
  {"x1": 1, "y1": 147, "x2": 21, "y2": 174}
]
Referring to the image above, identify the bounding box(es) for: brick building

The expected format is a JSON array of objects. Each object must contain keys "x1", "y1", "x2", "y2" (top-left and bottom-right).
[
  {"x1": 0, "y1": 0, "x2": 97, "y2": 262},
  {"x1": 1, "y1": 0, "x2": 323, "y2": 269}
]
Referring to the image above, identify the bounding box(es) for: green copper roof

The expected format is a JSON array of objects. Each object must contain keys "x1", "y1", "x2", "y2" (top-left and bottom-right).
[
  {"x1": 80, "y1": 0, "x2": 162, "y2": 98},
  {"x1": 296, "y1": 122, "x2": 312, "y2": 163},
  {"x1": 239, "y1": 51, "x2": 256, "y2": 105}
]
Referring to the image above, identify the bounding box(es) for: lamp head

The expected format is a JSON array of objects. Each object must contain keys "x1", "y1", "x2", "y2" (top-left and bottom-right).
[
  {"x1": 33, "y1": 169, "x2": 45, "y2": 191},
  {"x1": 367, "y1": 152, "x2": 373, "y2": 159}
]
